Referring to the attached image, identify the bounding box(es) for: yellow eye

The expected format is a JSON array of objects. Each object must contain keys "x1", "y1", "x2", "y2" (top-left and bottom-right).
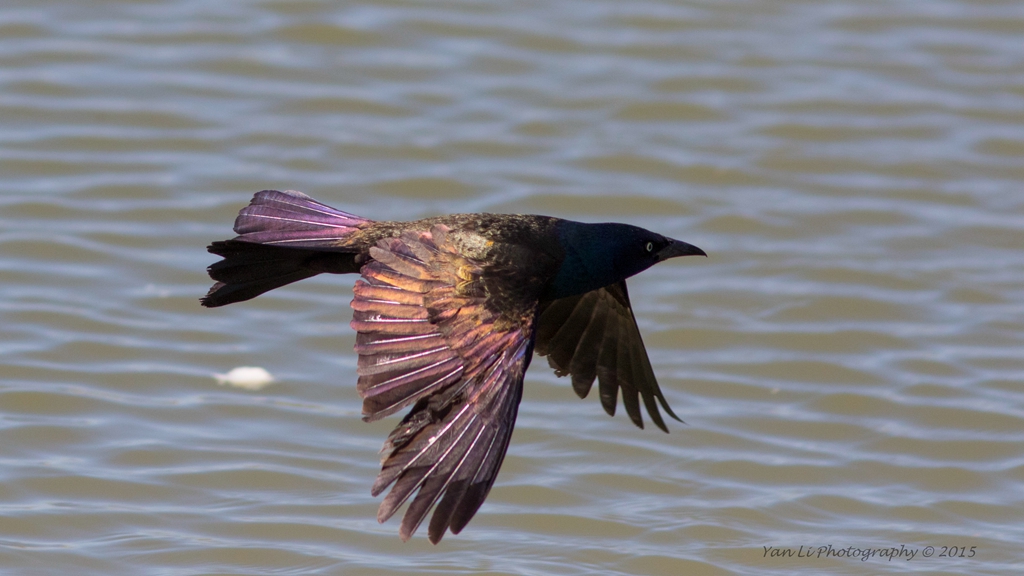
[{"x1": 646, "y1": 242, "x2": 654, "y2": 252}]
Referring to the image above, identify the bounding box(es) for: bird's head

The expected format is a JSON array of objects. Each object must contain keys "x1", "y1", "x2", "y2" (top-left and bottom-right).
[{"x1": 546, "y1": 221, "x2": 706, "y2": 299}]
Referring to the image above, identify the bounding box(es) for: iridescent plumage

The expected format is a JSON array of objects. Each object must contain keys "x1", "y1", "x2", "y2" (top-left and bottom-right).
[{"x1": 203, "y1": 189, "x2": 705, "y2": 543}]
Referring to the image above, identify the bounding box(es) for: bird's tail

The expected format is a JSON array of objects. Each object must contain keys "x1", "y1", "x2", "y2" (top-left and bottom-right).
[{"x1": 201, "y1": 190, "x2": 371, "y2": 307}]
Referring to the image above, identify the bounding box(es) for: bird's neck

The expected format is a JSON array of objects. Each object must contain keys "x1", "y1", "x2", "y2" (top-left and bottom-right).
[{"x1": 544, "y1": 222, "x2": 628, "y2": 299}]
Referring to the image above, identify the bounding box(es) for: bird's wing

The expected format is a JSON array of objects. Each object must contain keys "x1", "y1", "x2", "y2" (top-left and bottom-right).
[
  {"x1": 534, "y1": 281, "x2": 681, "y2": 432},
  {"x1": 350, "y1": 225, "x2": 534, "y2": 543}
]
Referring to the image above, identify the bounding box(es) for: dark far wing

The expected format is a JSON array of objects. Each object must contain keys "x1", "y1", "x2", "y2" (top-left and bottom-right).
[
  {"x1": 350, "y1": 226, "x2": 534, "y2": 543},
  {"x1": 534, "y1": 281, "x2": 681, "y2": 432}
]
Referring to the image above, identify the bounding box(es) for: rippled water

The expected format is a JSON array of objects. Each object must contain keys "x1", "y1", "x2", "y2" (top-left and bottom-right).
[{"x1": 2, "y1": 1, "x2": 1023, "y2": 574}]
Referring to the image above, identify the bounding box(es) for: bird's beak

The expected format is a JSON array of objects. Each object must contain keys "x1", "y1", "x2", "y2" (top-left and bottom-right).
[{"x1": 656, "y1": 239, "x2": 707, "y2": 262}]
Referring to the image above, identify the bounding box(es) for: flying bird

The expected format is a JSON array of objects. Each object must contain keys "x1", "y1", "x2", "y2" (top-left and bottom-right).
[{"x1": 202, "y1": 189, "x2": 706, "y2": 543}]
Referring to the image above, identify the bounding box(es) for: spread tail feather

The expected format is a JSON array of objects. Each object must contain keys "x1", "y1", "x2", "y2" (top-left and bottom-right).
[
  {"x1": 233, "y1": 189, "x2": 369, "y2": 247},
  {"x1": 201, "y1": 190, "x2": 371, "y2": 307}
]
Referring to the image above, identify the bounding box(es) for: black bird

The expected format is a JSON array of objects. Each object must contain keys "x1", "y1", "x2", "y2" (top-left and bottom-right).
[{"x1": 202, "y1": 189, "x2": 705, "y2": 543}]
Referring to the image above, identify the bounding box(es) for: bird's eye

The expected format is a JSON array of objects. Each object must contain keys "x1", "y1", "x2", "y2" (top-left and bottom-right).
[{"x1": 645, "y1": 241, "x2": 654, "y2": 252}]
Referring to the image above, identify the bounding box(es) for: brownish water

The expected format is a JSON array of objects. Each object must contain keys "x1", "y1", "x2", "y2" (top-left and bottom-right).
[{"x1": 1, "y1": 1, "x2": 1023, "y2": 574}]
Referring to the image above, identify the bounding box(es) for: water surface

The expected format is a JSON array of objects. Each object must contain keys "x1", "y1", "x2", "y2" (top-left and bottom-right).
[{"x1": 2, "y1": 1, "x2": 1023, "y2": 574}]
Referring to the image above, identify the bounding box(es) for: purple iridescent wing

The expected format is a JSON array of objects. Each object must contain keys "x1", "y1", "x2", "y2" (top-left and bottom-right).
[
  {"x1": 534, "y1": 281, "x2": 681, "y2": 432},
  {"x1": 350, "y1": 225, "x2": 534, "y2": 543}
]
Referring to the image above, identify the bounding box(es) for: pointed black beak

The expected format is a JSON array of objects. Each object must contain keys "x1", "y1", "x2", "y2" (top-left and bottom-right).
[{"x1": 655, "y1": 239, "x2": 706, "y2": 262}]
